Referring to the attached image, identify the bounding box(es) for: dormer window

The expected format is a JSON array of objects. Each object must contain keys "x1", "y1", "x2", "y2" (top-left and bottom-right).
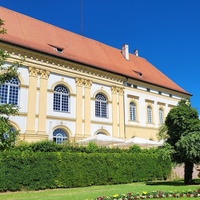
[
  {"x1": 48, "y1": 44, "x2": 64, "y2": 53},
  {"x1": 55, "y1": 47, "x2": 63, "y2": 53},
  {"x1": 133, "y1": 70, "x2": 143, "y2": 77}
]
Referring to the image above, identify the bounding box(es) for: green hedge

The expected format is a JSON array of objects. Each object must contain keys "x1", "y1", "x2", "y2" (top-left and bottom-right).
[
  {"x1": 0, "y1": 151, "x2": 171, "y2": 191},
  {"x1": 14, "y1": 140, "x2": 158, "y2": 154}
]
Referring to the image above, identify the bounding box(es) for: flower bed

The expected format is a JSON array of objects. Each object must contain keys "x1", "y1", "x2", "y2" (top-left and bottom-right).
[{"x1": 95, "y1": 188, "x2": 200, "y2": 199}]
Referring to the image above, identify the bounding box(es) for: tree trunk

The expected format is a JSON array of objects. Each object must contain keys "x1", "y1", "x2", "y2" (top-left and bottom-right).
[{"x1": 184, "y1": 161, "x2": 194, "y2": 184}]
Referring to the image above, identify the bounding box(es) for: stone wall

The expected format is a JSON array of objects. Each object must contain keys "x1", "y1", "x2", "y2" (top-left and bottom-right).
[{"x1": 170, "y1": 164, "x2": 199, "y2": 180}]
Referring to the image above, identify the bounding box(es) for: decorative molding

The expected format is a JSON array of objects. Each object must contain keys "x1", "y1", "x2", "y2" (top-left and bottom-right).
[
  {"x1": 39, "y1": 69, "x2": 50, "y2": 79},
  {"x1": 46, "y1": 115, "x2": 76, "y2": 121},
  {"x1": 5, "y1": 45, "x2": 123, "y2": 84},
  {"x1": 84, "y1": 79, "x2": 92, "y2": 88},
  {"x1": 91, "y1": 120, "x2": 112, "y2": 125},
  {"x1": 127, "y1": 94, "x2": 139, "y2": 100},
  {"x1": 111, "y1": 86, "x2": 124, "y2": 95},
  {"x1": 111, "y1": 86, "x2": 117, "y2": 94},
  {"x1": 0, "y1": 42, "x2": 191, "y2": 100},
  {"x1": 75, "y1": 77, "x2": 84, "y2": 86},
  {"x1": 168, "y1": 104, "x2": 175, "y2": 108},
  {"x1": 157, "y1": 102, "x2": 166, "y2": 106},
  {"x1": 118, "y1": 87, "x2": 124, "y2": 95},
  {"x1": 145, "y1": 99, "x2": 154, "y2": 104},
  {"x1": 29, "y1": 67, "x2": 39, "y2": 77}
]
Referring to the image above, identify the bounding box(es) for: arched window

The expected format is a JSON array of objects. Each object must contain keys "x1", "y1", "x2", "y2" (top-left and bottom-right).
[
  {"x1": 0, "y1": 77, "x2": 19, "y2": 105},
  {"x1": 147, "y1": 105, "x2": 152, "y2": 123},
  {"x1": 130, "y1": 102, "x2": 136, "y2": 121},
  {"x1": 53, "y1": 128, "x2": 68, "y2": 144},
  {"x1": 95, "y1": 93, "x2": 107, "y2": 118},
  {"x1": 53, "y1": 85, "x2": 69, "y2": 112},
  {"x1": 159, "y1": 108, "x2": 164, "y2": 124}
]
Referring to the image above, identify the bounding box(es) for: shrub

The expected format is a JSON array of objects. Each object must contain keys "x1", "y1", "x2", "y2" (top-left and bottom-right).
[{"x1": 0, "y1": 151, "x2": 171, "y2": 191}]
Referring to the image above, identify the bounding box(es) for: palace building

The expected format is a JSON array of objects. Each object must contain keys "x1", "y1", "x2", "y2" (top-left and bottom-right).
[{"x1": 0, "y1": 7, "x2": 190, "y2": 143}]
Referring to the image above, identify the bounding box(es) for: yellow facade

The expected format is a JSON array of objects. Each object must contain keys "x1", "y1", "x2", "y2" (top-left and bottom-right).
[{"x1": 0, "y1": 42, "x2": 190, "y2": 144}]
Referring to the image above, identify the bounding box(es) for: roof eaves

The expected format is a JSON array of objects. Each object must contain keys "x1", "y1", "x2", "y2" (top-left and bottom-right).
[{"x1": 0, "y1": 40, "x2": 191, "y2": 96}]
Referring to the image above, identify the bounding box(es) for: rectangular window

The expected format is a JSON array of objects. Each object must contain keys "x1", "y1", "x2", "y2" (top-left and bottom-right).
[
  {"x1": 147, "y1": 107, "x2": 152, "y2": 123},
  {"x1": 159, "y1": 109, "x2": 164, "y2": 124}
]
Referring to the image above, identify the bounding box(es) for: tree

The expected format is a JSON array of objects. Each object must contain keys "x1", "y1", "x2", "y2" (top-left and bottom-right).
[
  {"x1": 159, "y1": 99, "x2": 200, "y2": 184},
  {"x1": 0, "y1": 19, "x2": 20, "y2": 150}
]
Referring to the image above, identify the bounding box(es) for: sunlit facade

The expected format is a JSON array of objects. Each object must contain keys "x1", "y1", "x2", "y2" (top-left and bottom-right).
[{"x1": 0, "y1": 7, "x2": 190, "y2": 143}]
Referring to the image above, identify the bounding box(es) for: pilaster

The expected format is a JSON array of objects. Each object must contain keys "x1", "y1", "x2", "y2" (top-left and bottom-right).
[
  {"x1": 75, "y1": 78, "x2": 84, "y2": 137},
  {"x1": 25, "y1": 67, "x2": 38, "y2": 135},
  {"x1": 111, "y1": 86, "x2": 118, "y2": 137},
  {"x1": 84, "y1": 79, "x2": 92, "y2": 136},
  {"x1": 37, "y1": 69, "x2": 50, "y2": 136},
  {"x1": 118, "y1": 87, "x2": 125, "y2": 138}
]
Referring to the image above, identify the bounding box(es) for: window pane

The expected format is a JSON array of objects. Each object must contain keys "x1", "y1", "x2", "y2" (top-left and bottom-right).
[
  {"x1": 159, "y1": 109, "x2": 164, "y2": 124},
  {"x1": 95, "y1": 101, "x2": 100, "y2": 116},
  {"x1": 53, "y1": 93, "x2": 61, "y2": 110},
  {"x1": 61, "y1": 94, "x2": 69, "y2": 112},
  {"x1": 0, "y1": 78, "x2": 19, "y2": 105},
  {"x1": 0, "y1": 85, "x2": 8, "y2": 104},
  {"x1": 147, "y1": 106, "x2": 152, "y2": 123},
  {"x1": 53, "y1": 85, "x2": 69, "y2": 112},
  {"x1": 53, "y1": 129, "x2": 68, "y2": 144},
  {"x1": 130, "y1": 102, "x2": 136, "y2": 121},
  {"x1": 95, "y1": 93, "x2": 107, "y2": 118},
  {"x1": 9, "y1": 85, "x2": 19, "y2": 105},
  {"x1": 101, "y1": 102, "x2": 107, "y2": 117}
]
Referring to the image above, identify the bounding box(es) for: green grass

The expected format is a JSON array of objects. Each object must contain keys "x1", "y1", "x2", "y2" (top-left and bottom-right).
[{"x1": 0, "y1": 180, "x2": 200, "y2": 200}]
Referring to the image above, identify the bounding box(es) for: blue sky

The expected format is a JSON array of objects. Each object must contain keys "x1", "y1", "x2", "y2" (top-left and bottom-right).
[{"x1": 1, "y1": 0, "x2": 200, "y2": 112}]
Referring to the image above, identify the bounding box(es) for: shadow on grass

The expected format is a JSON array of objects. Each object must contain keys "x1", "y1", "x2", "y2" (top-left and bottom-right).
[{"x1": 146, "y1": 179, "x2": 200, "y2": 186}]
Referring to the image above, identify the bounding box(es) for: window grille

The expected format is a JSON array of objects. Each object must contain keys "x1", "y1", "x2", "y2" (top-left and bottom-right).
[
  {"x1": 53, "y1": 128, "x2": 68, "y2": 144},
  {"x1": 130, "y1": 102, "x2": 136, "y2": 121},
  {"x1": 0, "y1": 77, "x2": 19, "y2": 105},
  {"x1": 53, "y1": 85, "x2": 69, "y2": 112},
  {"x1": 95, "y1": 93, "x2": 107, "y2": 118},
  {"x1": 159, "y1": 108, "x2": 164, "y2": 124},
  {"x1": 147, "y1": 106, "x2": 152, "y2": 123}
]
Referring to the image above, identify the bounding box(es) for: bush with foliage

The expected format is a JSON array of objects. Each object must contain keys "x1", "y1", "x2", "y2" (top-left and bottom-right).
[
  {"x1": 0, "y1": 150, "x2": 171, "y2": 191},
  {"x1": 13, "y1": 140, "x2": 160, "y2": 154}
]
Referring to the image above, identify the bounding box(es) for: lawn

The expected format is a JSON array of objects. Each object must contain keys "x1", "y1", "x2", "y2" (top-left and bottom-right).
[{"x1": 0, "y1": 180, "x2": 200, "y2": 200}]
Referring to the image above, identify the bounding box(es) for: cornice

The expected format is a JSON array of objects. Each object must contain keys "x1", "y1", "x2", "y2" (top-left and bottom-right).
[
  {"x1": 0, "y1": 42, "x2": 124, "y2": 85},
  {"x1": 46, "y1": 115, "x2": 76, "y2": 121},
  {"x1": 126, "y1": 124, "x2": 157, "y2": 130},
  {"x1": 91, "y1": 120, "x2": 113, "y2": 125}
]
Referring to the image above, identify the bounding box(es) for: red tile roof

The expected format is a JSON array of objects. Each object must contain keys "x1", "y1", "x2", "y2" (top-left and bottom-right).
[{"x1": 0, "y1": 6, "x2": 190, "y2": 95}]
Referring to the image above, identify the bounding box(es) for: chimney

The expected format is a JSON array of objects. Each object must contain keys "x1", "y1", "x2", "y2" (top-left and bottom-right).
[
  {"x1": 122, "y1": 44, "x2": 129, "y2": 60},
  {"x1": 134, "y1": 49, "x2": 138, "y2": 56}
]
